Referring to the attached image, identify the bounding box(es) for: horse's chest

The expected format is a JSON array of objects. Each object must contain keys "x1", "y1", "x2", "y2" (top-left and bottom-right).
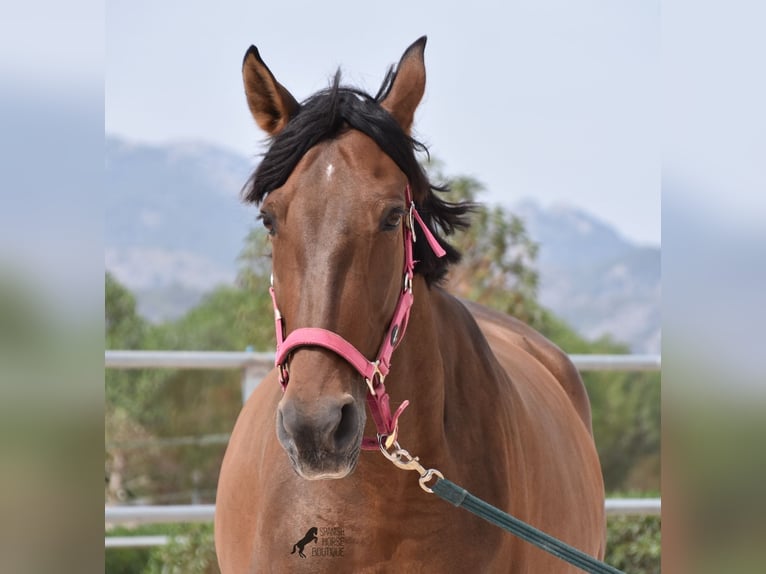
[{"x1": 252, "y1": 486, "x2": 509, "y2": 573}]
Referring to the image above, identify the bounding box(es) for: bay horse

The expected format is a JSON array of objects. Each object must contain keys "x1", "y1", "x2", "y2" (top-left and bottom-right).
[{"x1": 215, "y1": 37, "x2": 606, "y2": 573}]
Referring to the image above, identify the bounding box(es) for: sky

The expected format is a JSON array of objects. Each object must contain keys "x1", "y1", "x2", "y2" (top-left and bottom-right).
[{"x1": 106, "y1": 0, "x2": 660, "y2": 245}]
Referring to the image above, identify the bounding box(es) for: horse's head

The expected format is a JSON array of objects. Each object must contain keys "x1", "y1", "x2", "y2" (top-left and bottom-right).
[{"x1": 241, "y1": 38, "x2": 467, "y2": 480}]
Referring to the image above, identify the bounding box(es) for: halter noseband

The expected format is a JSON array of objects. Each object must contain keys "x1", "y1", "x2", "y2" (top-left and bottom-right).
[{"x1": 268, "y1": 184, "x2": 446, "y2": 450}]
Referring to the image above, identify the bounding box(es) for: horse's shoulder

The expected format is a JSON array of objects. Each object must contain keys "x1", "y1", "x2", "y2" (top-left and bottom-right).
[{"x1": 458, "y1": 298, "x2": 593, "y2": 434}]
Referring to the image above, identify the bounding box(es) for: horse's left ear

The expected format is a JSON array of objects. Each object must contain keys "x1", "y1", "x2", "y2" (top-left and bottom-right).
[
  {"x1": 380, "y1": 36, "x2": 427, "y2": 133},
  {"x1": 242, "y1": 45, "x2": 299, "y2": 136}
]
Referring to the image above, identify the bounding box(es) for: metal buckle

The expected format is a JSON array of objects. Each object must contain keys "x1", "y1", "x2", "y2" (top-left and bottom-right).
[
  {"x1": 365, "y1": 361, "x2": 385, "y2": 396},
  {"x1": 407, "y1": 202, "x2": 417, "y2": 242},
  {"x1": 278, "y1": 363, "x2": 290, "y2": 387},
  {"x1": 378, "y1": 437, "x2": 445, "y2": 493},
  {"x1": 403, "y1": 273, "x2": 413, "y2": 293},
  {"x1": 379, "y1": 439, "x2": 424, "y2": 473}
]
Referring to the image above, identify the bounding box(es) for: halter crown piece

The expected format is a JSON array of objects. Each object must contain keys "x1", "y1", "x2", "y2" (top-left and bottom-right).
[{"x1": 268, "y1": 184, "x2": 446, "y2": 450}]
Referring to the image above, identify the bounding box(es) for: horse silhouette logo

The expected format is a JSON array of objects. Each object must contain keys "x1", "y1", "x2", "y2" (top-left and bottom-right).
[{"x1": 290, "y1": 526, "x2": 318, "y2": 558}]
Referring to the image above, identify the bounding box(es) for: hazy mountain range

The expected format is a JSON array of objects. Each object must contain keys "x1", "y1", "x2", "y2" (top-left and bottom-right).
[
  {"x1": 106, "y1": 135, "x2": 660, "y2": 353},
  {"x1": 513, "y1": 201, "x2": 660, "y2": 353}
]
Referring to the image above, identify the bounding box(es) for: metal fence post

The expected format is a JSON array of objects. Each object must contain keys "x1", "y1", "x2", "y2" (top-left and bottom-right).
[
  {"x1": 241, "y1": 347, "x2": 269, "y2": 404},
  {"x1": 241, "y1": 364, "x2": 265, "y2": 404}
]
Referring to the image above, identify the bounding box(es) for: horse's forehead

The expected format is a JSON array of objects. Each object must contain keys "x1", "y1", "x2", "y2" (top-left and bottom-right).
[{"x1": 292, "y1": 131, "x2": 402, "y2": 192}]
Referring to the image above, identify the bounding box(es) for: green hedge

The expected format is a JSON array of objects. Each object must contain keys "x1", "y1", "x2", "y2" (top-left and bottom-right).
[
  {"x1": 145, "y1": 524, "x2": 219, "y2": 574},
  {"x1": 105, "y1": 525, "x2": 166, "y2": 574},
  {"x1": 606, "y1": 515, "x2": 661, "y2": 573}
]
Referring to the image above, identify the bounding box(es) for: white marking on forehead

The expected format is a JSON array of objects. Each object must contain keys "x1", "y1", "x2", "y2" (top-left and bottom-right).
[{"x1": 325, "y1": 163, "x2": 334, "y2": 180}]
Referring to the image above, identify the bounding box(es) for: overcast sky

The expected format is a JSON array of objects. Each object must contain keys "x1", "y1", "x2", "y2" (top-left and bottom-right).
[{"x1": 106, "y1": 0, "x2": 659, "y2": 245}]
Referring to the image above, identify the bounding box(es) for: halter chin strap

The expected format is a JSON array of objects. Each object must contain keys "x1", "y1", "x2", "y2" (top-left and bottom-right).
[{"x1": 269, "y1": 184, "x2": 446, "y2": 450}]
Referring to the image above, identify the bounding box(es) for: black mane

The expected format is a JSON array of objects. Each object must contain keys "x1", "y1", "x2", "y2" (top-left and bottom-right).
[{"x1": 242, "y1": 70, "x2": 473, "y2": 285}]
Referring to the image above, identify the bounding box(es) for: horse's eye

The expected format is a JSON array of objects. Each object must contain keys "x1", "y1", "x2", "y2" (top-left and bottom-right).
[
  {"x1": 259, "y1": 212, "x2": 275, "y2": 236},
  {"x1": 382, "y1": 209, "x2": 404, "y2": 231}
]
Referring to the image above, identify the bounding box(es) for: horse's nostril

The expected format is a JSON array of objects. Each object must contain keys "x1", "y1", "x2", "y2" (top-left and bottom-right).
[
  {"x1": 277, "y1": 396, "x2": 361, "y2": 453},
  {"x1": 333, "y1": 402, "x2": 358, "y2": 450}
]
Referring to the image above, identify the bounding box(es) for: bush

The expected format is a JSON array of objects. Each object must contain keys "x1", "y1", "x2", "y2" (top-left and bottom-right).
[
  {"x1": 146, "y1": 523, "x2": 219, "y2": 574},
  {"x1": 106, "y1": 524, "x2": 218, "y2": 574},
  {"x1": 106, "y1": 546, "x2": 153, "y2": 574},
  {"x1": 105, "y1": 525, "x2": 166, "y2": 574},
  {"x1": 605, "y1": 515, "x2": 661, "y2": 574}
]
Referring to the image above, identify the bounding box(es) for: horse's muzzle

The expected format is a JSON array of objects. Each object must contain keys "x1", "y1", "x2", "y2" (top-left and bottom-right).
[{"x1": 276, "y1": 394, "x2": 365, "y2": 479}]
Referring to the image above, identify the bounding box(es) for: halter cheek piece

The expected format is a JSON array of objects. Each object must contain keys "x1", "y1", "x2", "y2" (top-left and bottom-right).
[{"x1": 269, "y1": 184, "x2": 446, "y2": 450}]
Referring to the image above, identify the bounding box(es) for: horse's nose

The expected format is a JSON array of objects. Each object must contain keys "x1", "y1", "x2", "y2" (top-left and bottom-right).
[{"x1": 277, "y1": 395, "x2": 361, "y2": 452}]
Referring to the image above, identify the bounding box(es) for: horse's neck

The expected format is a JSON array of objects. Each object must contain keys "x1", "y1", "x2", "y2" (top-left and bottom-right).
[{"x1": 388, "y1": 280, "x2": 498, "y2": 454}]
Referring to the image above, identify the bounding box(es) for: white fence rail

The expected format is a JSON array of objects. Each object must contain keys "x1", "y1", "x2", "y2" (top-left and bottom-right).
[
  {"x1": 105, "y1": 350, "x2": 661, "y2": 372},
  {"x1": 105, "y1": 350, "x2": 661, "y2": 548},
  {"x1": 105, "y1": 350, "x2": 660, "y2": 402},
  {"x1": 106, "y1": 504, "x2": 216, "y2": 525},
  {"x1": 104, "y1": 499, "x2": 660, "y2": 527},
  {"x1": 105, "y1": 535, "x2": 172, "y2": 549}
]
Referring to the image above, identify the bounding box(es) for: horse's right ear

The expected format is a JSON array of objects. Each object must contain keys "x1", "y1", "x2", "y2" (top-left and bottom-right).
[
  {"x1": 380, "y1": 36, "x2": 427, "y2": 134},
  {"x1": 242, "y1": 46, "x2": 299, "y2": 136}
]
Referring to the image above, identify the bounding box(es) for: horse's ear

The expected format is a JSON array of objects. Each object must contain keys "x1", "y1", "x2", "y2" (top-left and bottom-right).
[
  {"x1": 380, "y1": 36, "x2": 427, "y2": 134},
  {"x1": 242, "y1": 46, "x2": 299, "y2": 136}
]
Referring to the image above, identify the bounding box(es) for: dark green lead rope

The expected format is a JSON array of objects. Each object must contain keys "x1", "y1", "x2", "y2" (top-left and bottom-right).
[{"x1": 431, "y1": 478, "x2": 625, "y2": 574}]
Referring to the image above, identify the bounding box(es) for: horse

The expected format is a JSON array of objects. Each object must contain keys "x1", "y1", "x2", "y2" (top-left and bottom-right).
[{"x1": 215, "y1": 37, "x2": 606, "y2": 573}]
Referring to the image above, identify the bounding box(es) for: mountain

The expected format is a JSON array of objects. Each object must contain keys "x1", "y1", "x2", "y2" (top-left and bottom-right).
[
  {"x1": 512, "y1": 200, "x2": 660, "y2": 353},
  {"x1": 106, "y1": 135, "x2": 660, "y2": 352},
  {"x1": 105, "y1": 136, "x2": 257, "y2": 320}
]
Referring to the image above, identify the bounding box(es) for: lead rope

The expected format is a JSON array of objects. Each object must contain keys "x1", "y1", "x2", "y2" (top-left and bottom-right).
[{"x1": 379, "y1": 437, "x2": 626, "y2": 574}]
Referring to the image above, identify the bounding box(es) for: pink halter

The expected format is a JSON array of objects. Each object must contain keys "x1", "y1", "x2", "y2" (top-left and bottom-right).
[{"x1": 269, "y1": 184, "x2": 446, "y2": 449}]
